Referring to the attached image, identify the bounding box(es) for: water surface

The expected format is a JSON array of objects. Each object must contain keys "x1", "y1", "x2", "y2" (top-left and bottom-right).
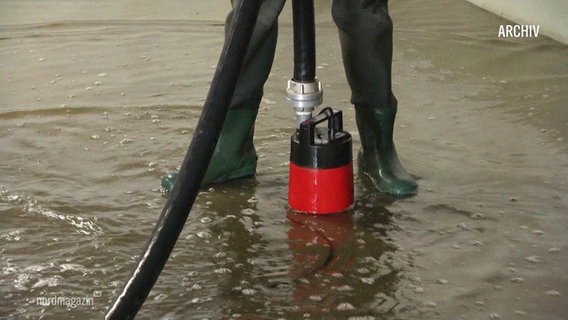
[{"x1": 1, "y1": 0, "x2": 567, "y2": 319}]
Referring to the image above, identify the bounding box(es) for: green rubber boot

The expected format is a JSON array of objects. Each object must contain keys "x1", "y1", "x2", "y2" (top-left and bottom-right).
[
  {"x1": 161, "y1": 108, "x2": 258, "y2": 194},
  {"x1": 356, "y1": 107, "x2": 417, "y2": 197}
]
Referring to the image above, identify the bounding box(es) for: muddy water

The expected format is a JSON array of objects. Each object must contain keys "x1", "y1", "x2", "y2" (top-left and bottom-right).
[{"x1": 1, "y1": 0, "x2": 567, "y2": 319}]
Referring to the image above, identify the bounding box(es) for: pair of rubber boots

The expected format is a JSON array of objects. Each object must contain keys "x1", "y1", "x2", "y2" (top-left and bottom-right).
[{"x1": 161, "y1": 107, "x2": 417, "y2": 197}]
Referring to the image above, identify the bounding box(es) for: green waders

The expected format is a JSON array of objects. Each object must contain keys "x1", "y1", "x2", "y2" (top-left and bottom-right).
[
  {"x1": 163, "y1": 0, "x2": 417, "y2": 196},
  {"x1": 162, "y1": 0, "x2": 285, "y2": 192},
  {"x1": 333, "y1": 0, "x2": 417, "y2": 196}
]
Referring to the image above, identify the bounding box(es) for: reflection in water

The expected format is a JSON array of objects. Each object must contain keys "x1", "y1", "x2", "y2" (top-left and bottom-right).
[
  {"x1": 287, "y1": 207, "x2": 401, "y2": 316},
  {"x1": 156, "y1": 179, "x2": 286, "y2": 319},
  {"x1": 198, "y1": 181, "x2": 271, "y2": 317},
  {"x1": 157, "y1": 179, "x2": 413, "y2": 319}
]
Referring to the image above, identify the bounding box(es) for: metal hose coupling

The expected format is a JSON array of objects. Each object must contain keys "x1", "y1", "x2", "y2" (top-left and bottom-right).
[{"x1": 286, "y1": 78, "x2": 323, "y2": 127}]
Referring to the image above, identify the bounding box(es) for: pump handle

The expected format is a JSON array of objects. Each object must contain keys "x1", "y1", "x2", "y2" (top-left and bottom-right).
[{"x1": 299, "y1": 107, "x2": 344, "y2": 145}]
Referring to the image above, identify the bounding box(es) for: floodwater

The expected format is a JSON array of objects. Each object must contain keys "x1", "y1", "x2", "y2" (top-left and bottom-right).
[{"x1": 1, "y1": 0, "x2": 567, "y2": 319}]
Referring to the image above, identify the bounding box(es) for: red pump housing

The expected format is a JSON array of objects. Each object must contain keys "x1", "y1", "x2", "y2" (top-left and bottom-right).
[{"x1": 288, "y1": 108, "x2": 354, "y2": 214}]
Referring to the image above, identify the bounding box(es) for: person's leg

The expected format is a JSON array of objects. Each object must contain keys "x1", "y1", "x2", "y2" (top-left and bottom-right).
[
  {"x1": 204, "y1": 0, "x2": 284, "y2": 184},
  {"x1": 332, "y1": 0, "x2": 417, "y2": 196},
  {"x1": 162, "y1": 0, "x2": 285, "y2": 192}
]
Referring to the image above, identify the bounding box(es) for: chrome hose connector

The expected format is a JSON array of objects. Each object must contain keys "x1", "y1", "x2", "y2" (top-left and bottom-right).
[{"x1": 286, "y1": 79, "x2": 323, "y2": 127}]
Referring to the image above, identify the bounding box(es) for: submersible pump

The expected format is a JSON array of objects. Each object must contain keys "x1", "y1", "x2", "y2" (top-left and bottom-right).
[{"x1": 287, "y1": 0, "x2": 354, "y2": 214}]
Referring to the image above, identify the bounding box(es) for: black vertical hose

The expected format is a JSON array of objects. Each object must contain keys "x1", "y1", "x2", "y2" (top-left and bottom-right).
[
  {"x1": 104, "y1": 1, "x2": 260, "y2": 319},
  {"x1": 292, "y1": 0, "x2": 316, "y2": 82}
]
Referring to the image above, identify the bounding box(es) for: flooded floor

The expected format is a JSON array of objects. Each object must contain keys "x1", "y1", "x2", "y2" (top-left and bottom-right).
[{"x1": 1, "y1": 0, "x2": 567, "y2": 319}]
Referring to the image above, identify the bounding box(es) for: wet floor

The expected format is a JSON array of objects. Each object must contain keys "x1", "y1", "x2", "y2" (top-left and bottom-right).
[{"x1": 1, "y1": 0, "x2": 567, "y2": 319}]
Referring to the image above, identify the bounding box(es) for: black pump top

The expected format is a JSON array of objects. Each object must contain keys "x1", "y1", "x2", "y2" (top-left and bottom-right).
[{"x1": 291, "y1": 108, "x2": 352, "y2": 169}]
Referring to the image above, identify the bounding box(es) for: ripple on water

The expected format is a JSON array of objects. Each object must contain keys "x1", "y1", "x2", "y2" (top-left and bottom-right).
[{"x1": 1, "y1": 188, "x2": 103, "y2": 236}]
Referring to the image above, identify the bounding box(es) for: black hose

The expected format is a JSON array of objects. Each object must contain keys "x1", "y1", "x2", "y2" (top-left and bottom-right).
[
  {"x1": 104, "y1": 1, "x2": 260, "y2": 319},
  {"x1": 292, "y1": 0, "x2": 316, "y2": 82}
]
